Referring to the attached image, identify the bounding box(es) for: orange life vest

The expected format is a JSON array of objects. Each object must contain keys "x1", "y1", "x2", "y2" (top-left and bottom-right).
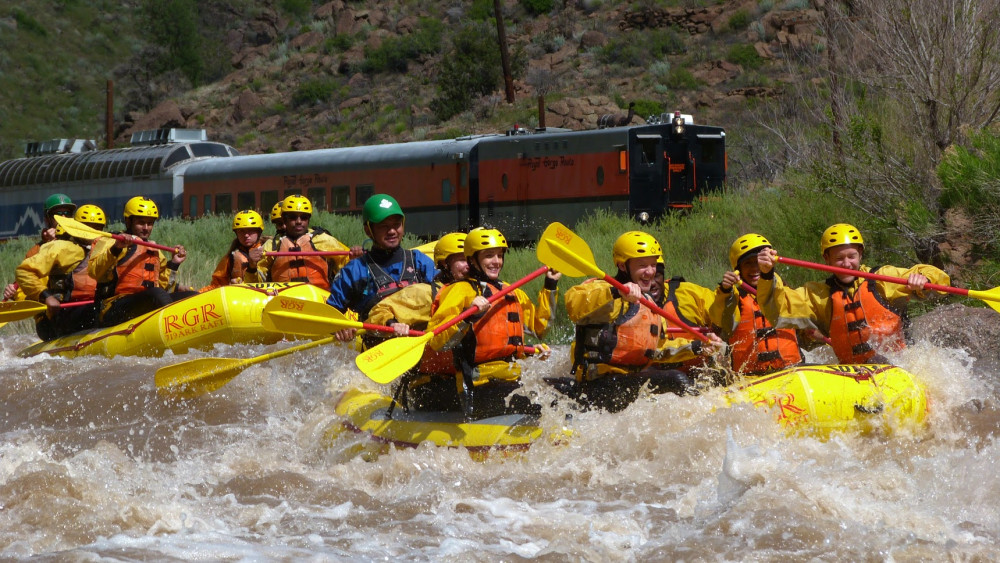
[
  {"x1": 828, "y1": 276, "x2": 906, "y2": 363},
  {"x1": 112, "y1": 245, "x2": 161, "y2": 295},
  {"x1": 573, "y1": 286, "x2": 661, "y2": 380},
  {"x1": 226, "y1": 243, "x2": 259, "y2": 282},
  {"x1": 456, "y1": 279, "x2": 525, "y2": 368},
  {"x1": 47, "y1": 243, "x2": 97, "y2": 302},
  {"x1": 730, "y1": 289, "x2": 802, "y2": 374},
  {"x1": 269, "y1": 231, "x2": 330, "y2": 289}
]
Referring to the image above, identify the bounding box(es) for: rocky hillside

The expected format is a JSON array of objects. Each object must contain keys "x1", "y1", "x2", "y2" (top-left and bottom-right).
[{"x1": 2, "y1": 0, "x2": 827, "y2": 161}]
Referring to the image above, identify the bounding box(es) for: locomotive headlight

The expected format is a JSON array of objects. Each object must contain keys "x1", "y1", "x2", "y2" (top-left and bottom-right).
[{"x1": 638, "y1": 211, "x2": 650, "y2": 222}]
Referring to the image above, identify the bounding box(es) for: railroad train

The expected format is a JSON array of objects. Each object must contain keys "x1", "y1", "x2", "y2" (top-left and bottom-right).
[{"x1": 0, "y1": 113, "x2": 725, "y2": 242}]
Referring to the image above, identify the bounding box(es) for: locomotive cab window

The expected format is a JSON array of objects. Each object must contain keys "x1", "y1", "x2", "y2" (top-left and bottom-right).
[{"x1": 636, "y1": 135, "x2": 661, "y2": 165}]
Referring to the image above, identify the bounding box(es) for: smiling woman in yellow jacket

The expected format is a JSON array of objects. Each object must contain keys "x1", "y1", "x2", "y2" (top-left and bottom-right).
[
  {"x1": 756, "y1": 223, "x2": 950, "y2": 364},
  {"x1": 427, "y1": 228, "x2": 560, "y2": 420}
]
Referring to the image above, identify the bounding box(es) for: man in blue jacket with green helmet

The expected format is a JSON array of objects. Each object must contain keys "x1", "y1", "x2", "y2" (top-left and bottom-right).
[{"x1": 327, "y1": 194, "x2": 437, "y2": 344}]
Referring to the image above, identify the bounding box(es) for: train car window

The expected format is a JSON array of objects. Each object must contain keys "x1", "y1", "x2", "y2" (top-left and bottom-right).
[
  {"x1": 596, "y1": 166, "x2": 605, "y2": 186},
  {"x1": 307, "y1": 187, "x2": 327, "y2": 211},
  {"x1": 442, "y1": 178, "x2": 453, "y2": 202},
  {"x1": 501, "y1": 173, "x2": 508, "y2": 191},
  {"x1": 332, "y1": 186, "x2": 350, "y2": 209},
  {"x1": 204, "y1": 195, "x2": 211, "y2": 215},
  {"x1": 189, "y1": 196, "x2": 198, "y2": 217},
  {"x1": 163, "y1": 147, "x2": 191, "y2": 169},
  {"x1": 262, "y1": 190, "x2": 280, "y2": 212},
  {"x1": 190, "y1": 143, "x2": 230, "y2": 158},
  {"x1": 284, "y1": 188, "x2": 302, "y2": 197},
  {"x1": 215, "y1": 193, "x2": 232, "y2": 214},
  {"x1": 356, "y1": 184, "x2": 374, "y2": 207},
  {"x1": 238, "y1": 192, "x2": 256, "y2": 210}
]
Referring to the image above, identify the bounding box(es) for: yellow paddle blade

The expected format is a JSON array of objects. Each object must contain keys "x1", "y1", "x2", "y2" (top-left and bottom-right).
[
  {"x1": 155, "y1": 357, "x2": 253, "y2": 399},
  {"x1": 355, "y1": 332, "x2": 434, "y2": 384},
  {"x1": 410, "y1": 240, "x2": 437, "y2": 256},
  {"x1": 967, "y1": 287, "x2": 1000, "y2": 314},
  {"x1": 262, "y1": 296, "x2": 361, "y2": 335},
  {"x1": 537, "y1": 222, "x2": 603, "y2": 278},
  {"x1": 156, "y1": 335, "x2": 337, "y2": 399},
  {"x1": 54, "y1": 215, "x2": 107, "y2": 240},
  {"x1": 0, "y1": 300, "x2": 46, "y2": 323}
]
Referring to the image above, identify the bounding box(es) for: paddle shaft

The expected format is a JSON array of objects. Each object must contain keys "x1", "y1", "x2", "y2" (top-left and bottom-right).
[
  {"x1": 360, "y1": 319, "x2": 540, "y2": 353},
  {"x1": 110, "y1": 233, "x2": 178, "y2": 253},
  {"x1": 264, "y1": 250, "x2": 350, "y2": 257},
  {"x1": 776, "y1": 256, "x2": 965, "y2": 297}
]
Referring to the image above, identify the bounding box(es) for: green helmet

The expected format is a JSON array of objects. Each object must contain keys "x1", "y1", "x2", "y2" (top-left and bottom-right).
[
  {"x1": 44, "y1": 193, "x2": 76, "y2": 214},
  {"x1": 362, "y1": 194, "x2": 404, "y2": 224}
]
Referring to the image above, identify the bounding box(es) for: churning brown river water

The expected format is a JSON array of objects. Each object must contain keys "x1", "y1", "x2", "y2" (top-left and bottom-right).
[{"x1": 0, "y1": 323, "x2": 998, "y2": 560}]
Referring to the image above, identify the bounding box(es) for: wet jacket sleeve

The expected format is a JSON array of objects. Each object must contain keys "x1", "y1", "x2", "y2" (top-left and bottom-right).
[
  {"x1": 564, "y1": 279, "x2": 627, "y2": 324},
  {"x1": 312, "y1": 233, "x2": 351, "y2": 272},
  {"x1": 757, "y1": 273, "x2": 830, "y2": 333},
  {"x1": 874, "y1": 264, "x2": 951, "y2": 303},
  {"x1": 413, "y1": 250, "x2": 439, "y2": 282},
  {"x1": 366, "y1": 283, "x2": 434, "y2": 328},
  {"x1": 158, "y1": 250, "x2": 177, "y2": 291},
  {"x1": 428, "y1": 282, "x2": 477, "y2": 351},
  {"x1": 517, "y1": 286, "x2": 554, "y2": 339},
  {"x1": 655, "y1": 330, "x2": 700, "y2": 364},
  {"x1": 674, "y1": 281, "x2": 716, "y2": 326},
  {"x1": 200, "y1": 254, "x2": 232, "y2": 292},
  {"x1": 326, "y1": 259, "x2": 366, "y2": 313},
  {"x1": 708, "y1": 286, "x2": 739, "y2": 339},
  {"x1": 87, "y1": 238, "x2": 119, "y2": 283},
  {"x1": 14, "y1": 242, "x2": 84, "y2": 301}
]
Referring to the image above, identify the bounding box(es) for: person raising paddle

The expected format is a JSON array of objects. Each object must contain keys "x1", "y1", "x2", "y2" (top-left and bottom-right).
[
  {"x1": 426, "y1": 228, "x2": 560, "y2": 419},
  {"x1": 709, "y1": 233, "x2": 804, "y2": 376},
  {"x1": 558, "y1": 231, "x2": 724, "y2": 412},
  {"x1": 756, "y1": 223, "x2": 950, "y2": 364},
  {"x1": 200, "y1": 210, "x2": 267, "y2": 292},
  {"x1": 89, "y1": 197, "x2": 199, "y2": 327},
  {"x1": 3, "y1": 193, "x2": 78, "y2": 301},
  {"x1": 13, "y1": 204, "x2": 107, "y2": 340},
  {"x1": 327, "y1": 194, "x2": 437, "y2": 345}
]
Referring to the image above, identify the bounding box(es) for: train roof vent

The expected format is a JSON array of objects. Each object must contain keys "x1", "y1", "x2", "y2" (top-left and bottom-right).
[
  {"x1": 23, "y1": 138, "x2": 97, "y2": 158},
  {"x1": 130, "y1": 128, "x2": 208, "y2": 146}
]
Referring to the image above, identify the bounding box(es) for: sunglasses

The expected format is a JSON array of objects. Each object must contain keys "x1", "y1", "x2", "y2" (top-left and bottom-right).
[{"x1": 50, "y1": 209, "x2": 73, "y2": 217}]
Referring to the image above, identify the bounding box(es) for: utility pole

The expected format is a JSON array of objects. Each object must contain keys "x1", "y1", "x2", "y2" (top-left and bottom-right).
[{"x1": 494, "y1": 0, "x2": 515, "y2": 103}]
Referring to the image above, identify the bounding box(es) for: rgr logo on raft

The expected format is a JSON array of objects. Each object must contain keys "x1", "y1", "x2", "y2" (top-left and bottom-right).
[{"x1": 162, "y1": 303, "x2": 224, "y2": 341}]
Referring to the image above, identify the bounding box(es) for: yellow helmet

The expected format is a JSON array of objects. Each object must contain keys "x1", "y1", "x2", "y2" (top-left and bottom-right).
[
  {"x1": 729, "y1": 233, "x2": 771, "y2": 269},
  {"x1": 74, "y1": 204, "x2": 106, "y2": 227},
  {"x1": 612, "y1": 231, "x2": 661, "y2": 268},
  {"x1": 123, "y1": 196, "x2": 159, "y2": 219},
  {"x1": 232, "y1": 210, "x2": 264, "y2": 231},
  {"x1": 434, "y1": 232, "x2": 467, "y2": 264},
  {"x1": 281, "y1": 195, "x2": 313, "y2": 215},
  {"x1": 270, "y1": 202, "x2": 283, "y2": 222},
  {"x1": 464, "y1": 227, "x2": 507, "y2": 258},
  {"x1": 820, "y1": 223, "x2": 864, "y2": 253}
]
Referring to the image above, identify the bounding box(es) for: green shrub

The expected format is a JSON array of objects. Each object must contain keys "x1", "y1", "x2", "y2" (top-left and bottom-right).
[
  {"x1": 632, "y1": 99, "x2": 663, "y2": 119},
  {"x1": 362, "y1": 17, "x2": 444, "y2": 73},
  {"x1": 468, "y1": 0, "x2": 494, "y2": 20},
  {"x1": 726, "y1": 43, "x2": 764, "y2": 70},
  {"x1": 727, "y1": 10, "x2": 751, "y2": 31},
  {"x1": 324, "y1": 34, "x2": 354, "y2": 54},
  {"x1": 279, "y1": 0, "x2": 311, "y2": 19},
  {"x1": 432, "y1": 22, "x2": 514, "y2": 120},
  {"x1": 292, "y1": 79, "x2": 337, "y2": 107},
  {"x1": 648, "y1": 27, "x2": 687, "y2": 57},
  {"x1": 142, "y1": 0, "x2": 204, "y2": 85},
  {"x1": 665, "y1": 67, "x2": 700, "y2": 90},
  {"x1": 13, "y1": 9, "x2": 47, "y2": 36},
  {"x1": 520, "y1": 0, "x2": 554, "y2": 15},
  {"x1": 597, "y1": 39, "x2": 649, "y2": 67}
]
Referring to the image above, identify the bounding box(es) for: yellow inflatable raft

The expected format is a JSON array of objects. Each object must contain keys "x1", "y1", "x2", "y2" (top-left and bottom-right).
[
  {"x1": 328, "y1": 363, "x2": 927, "y2": 458},
  {"x1": 725, "y1": 363, "x2": 927, "y2": 438},
  {"x1": 327, "y1": 389, "x2": 569, "y2": 461},
  {"x1": 17, "y1": 282, "x2": 330, "y2": 358}
]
